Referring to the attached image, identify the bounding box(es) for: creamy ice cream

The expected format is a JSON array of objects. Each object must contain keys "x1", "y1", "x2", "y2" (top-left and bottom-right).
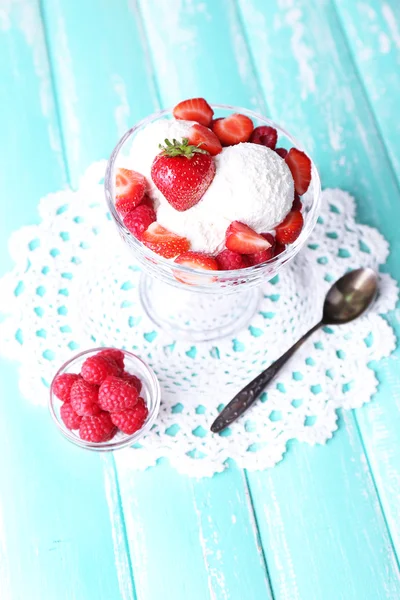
[{"x1": 128, "y1": 118, "x2": 294, "y2": 253}]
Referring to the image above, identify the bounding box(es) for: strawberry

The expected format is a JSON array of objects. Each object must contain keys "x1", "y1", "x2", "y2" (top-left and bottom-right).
[
  {"x1": 292, "y1": 192, "x2": 302, "y2": 211},
  {"x1": 285, "y1": 148, "x2": 312, "y2": 195},
  {"x1": 250, "y1": 126, "x2": 278, "y2": 149},
  {"x1": 275, "y1": 210, "x2": 304, "y2": 244},
  {"x1": 124, "y1": 204, "x2": 156, "y2": 240},
  {"x1": 173, "y1": 97, "x2": 214, "y2": 127},
  {"x1": 216, "y1": 249, "x2": 249, "y2": 270},
  {"x1": 212, "y1": 114, "x2": 253, "y2": 146},
  {"x1": 275, "y1": 147, "x2": 288, "y2": 159},
  {"x1": 188, "y1": 124, "x2": 222, "y2": 156},
  {"x1": 115, "y1": 168, "x2": 147, "y2": 217},
  {"x1": 225, "y1": 221, "x2": 272, "y2": 254},
  {"x1": 151, "y1": 138, "x2": 215, "y2": 211},
  {"x1": 142, "y1": 222, "x2": 191, "y2": 258},
  {"x1": 175, "y1": 251, "x2": 219, "y2": 271}
]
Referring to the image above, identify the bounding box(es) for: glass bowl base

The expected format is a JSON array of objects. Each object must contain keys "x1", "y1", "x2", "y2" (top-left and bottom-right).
[{"x1": 139, "y1": 274, "x2": 261, "y2": 342}]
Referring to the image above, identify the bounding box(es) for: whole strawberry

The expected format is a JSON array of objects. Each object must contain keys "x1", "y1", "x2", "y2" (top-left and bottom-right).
[{"x1": 151, "y1": 138, "x2": 215, "y2": 211}]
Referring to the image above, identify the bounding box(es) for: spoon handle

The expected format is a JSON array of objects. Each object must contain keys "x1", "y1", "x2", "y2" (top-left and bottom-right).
[{"x1": 210, "y1": 321, "x2": 322, "y2": 433}]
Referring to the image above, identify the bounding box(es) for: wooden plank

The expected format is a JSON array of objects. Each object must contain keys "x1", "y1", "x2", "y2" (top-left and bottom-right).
[
  {"x1": 334, "y1": 0, "x2": 400, "y2": 177},
  {"x1": 0, "y1": 2, "x2": 125, "y2": 598},
  {"x1": 40, "y1": 0, "x2": 160, "y2": 187},
  {"x1": 115, "y1": 457, "x2": 273, "y2": 600},
  {"x1": 41, "y1": 0, "x2": 273, "y2": 597},
  {"x1": 237, "y1": 0, "x2": 400, "y2": 595}
]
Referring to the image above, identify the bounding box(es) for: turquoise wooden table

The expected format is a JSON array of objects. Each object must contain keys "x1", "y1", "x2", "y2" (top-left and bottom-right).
[{"x1": 1, "y1": 1, "x2": 400, "y2": 598}]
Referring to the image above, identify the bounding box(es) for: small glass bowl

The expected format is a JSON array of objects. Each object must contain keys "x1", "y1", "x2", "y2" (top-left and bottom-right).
[{"x1": 49, "y1": 348, "x2": 161, "y2": 452}]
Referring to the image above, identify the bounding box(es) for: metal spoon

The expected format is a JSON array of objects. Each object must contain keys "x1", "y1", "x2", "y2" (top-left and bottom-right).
[{"x1": 210, "y1": 268, "x2": 378, "y2": 434}]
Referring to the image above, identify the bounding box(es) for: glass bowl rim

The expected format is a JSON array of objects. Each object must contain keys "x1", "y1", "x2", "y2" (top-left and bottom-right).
[
  {"x1": 49, "y1": 347, "x2": 161, "y2": 451},
  {"x1": 104, "y1": 103, "x2": 321, "y2": 279}
]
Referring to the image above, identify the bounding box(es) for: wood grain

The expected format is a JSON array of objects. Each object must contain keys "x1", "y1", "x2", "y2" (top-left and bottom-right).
[{"x1": 1, "y1": 0, "x2": 400, "y2": 598}]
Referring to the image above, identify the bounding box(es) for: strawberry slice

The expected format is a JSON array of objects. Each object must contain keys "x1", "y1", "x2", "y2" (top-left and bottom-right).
[
  {"x1": 275, "y1": 210, "x2": 304, "y2": 244},
  {"x1": 173, "y1": 98, "x2": 214, "y2": 127},
  {"x1": 285, "y1": 148, "x2": 312, "y2": 195},
  {"x1": 175, "y1": 251, "x2": 219, "y2": 271},
  {"x1": 174, "y1": 251, "x2": 218, "y2": 284},
  {"x1": 142, "y1": 222, "x2": 190, "y2": 258},
  {"x1": 115, "y1": 168, "x2": 147, "y2": 217},
  {"x1": 250, "y1": 126, "x2": 278, "y2": 149},
  {"x1": 212, "y1": 114, "x2": 254, "y2": 146},
  {"x1": 225, "y1": 221, "x2": 272, "y2": 254},
  {"x1": 188, "y1": 124, "x2": 222, "y2": 156}
]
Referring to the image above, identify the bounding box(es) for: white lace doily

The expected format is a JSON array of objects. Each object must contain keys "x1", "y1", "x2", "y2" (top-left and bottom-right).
[{"x1": 0, "y1": 162, "x2": 398, "y2": 476}]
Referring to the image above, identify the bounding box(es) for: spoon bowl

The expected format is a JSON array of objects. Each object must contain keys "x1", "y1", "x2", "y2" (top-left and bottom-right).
[{"x1": 323, "y1": 268, "x2": 378, "y2": 325}]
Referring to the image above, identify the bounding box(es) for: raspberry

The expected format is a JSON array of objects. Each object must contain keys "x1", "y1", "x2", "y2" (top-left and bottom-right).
[
  {"x1": 98, "y1": 376, "x2": 139, "y2": 412},
  {"x1": 52, "y1": 373, "x2": 80, "y2": 402},
  {"x1": 275, "y1": 147, "x2": 288, "y2": 158},
  {"x1": 292, "y1": 192, "x2": 302, "y2": 211},
  {"x1": 121, "y1": 371, "x2": 142, "y2": 393},
  {"x1": 96, "y1": 348, "x2": 125, "y2": 370},
  {"x1": 60, "y1": 402, "x2": 82, "y2": 430},
  {"x1": 216, "y1": 249, "x2": 249, "y2": 270},
  {"x1": 70, "y1": 379, "x2": 101, "y2": 416},
  {"x1": 81, "y1": 355, "x2": 120, "y2": 385},
  {"x1": 111, "y1": 398, "x2": 149, "y2": 434},
  {"x1": 247, "y1": 233, "x2": 275, "y2": 266},
  {"x1": 79, "y1": 412, "x2": 116, "y2": 442},
  {"x1": 123, "y1": 204, "x2": 156, "y2": 241}
]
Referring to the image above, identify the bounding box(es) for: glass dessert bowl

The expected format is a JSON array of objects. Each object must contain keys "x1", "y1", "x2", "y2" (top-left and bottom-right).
[
  {"x1": 49, "y1": 348, "x2": 161, "y2": 451},
  {"x1": 105, "y1": 103, "x2": 321, "y2": 342}
]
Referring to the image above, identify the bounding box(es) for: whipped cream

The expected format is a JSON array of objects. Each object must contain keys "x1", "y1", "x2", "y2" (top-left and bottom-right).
[{"x1": 129, "y1": 118, "x2": 294, "y2": 253}]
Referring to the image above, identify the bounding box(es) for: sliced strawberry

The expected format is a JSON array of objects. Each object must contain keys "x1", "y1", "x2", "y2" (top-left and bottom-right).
[
  {"x1": 142, "y1": 222, "x2": 191, "y2": 259},
  {"x1": 212, "y1": 114, "x2": 254, "y2": 146},
  {"x1": 175, "y1": 251, "x2": 219, "y2": 271},
  {"x1": 225, "y1": 221, "x2": 272, "y2": 254},
  {"x1": 173, "y1": 98, "x2": 214, "y2": 127},
  {"x1": 275, "y1": 147, "x2": 288, "y2": 159},
  {"x1": 115, "y1": 168, "x2": 147, "y2": 217},
  {"x1": 216, "y1": 249, "x2": 249, "y2": 270},
  {"x1": 250, "y1": 126, "x2": 278, "y2": 149},
  {"x1": 285, "y1": 148, "x2": 312, "y2": 195},
  {"x1": 210, "y1": 117, "x2": 223, "y2": 129},
  {"x1": 123, "y1": 204, "x2": 156, "y2": 240},
  {"x1": 275, "y1": 210, "x2": 304, "y2": 244},
  {"x1": 188, "y1": 124, "x2": 222, "y2": 156},
  {"x1": 292, "y1": 192, "x2": 302, "y2": 211}
]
